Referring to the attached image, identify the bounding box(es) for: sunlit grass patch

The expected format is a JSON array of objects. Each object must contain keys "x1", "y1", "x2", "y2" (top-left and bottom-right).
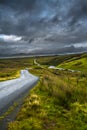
[
  {"x1": 8, "y1": 118, "x2": 43, "y2": 130},
  {"x1": 0, "y1": 70, "x2": 20, "y2": 81},
  {"x1": 57, "y1": 57, "x2": 87, "y2": 72}
]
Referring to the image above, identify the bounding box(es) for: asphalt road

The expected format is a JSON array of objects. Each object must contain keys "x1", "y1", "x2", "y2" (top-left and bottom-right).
[{"x1": 0, "y1": 70, "x2": 39, "y2": 115}]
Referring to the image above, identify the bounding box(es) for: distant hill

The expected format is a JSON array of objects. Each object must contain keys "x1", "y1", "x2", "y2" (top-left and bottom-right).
[{"x1": 57, "y1": 53, "x2": 87, "y2": 72}]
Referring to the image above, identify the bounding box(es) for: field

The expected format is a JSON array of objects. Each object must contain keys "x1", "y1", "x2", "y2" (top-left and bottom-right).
[{"x1": 0, "y1": 53, "x2": 87, "y2": 130}]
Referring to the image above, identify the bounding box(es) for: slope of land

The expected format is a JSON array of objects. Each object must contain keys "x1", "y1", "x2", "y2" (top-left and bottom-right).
[
  {"x1": 0, "y1": 53, "x2": 87, "y2": 130},
  {"x1": 57, "y1": 54, "x2": 87, "y2": 72}
]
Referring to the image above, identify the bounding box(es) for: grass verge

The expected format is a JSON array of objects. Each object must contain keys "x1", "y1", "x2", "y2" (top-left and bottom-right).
[
  {"x1": 8, "y1": 67, "x2": 87, "y2": 130},
  {"x1": 0, "y1": 53, "x2": 87, "y2": 130}
]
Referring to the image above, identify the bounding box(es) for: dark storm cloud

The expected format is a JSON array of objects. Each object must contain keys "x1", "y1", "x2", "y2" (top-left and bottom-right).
[
  {"x1": 0, "y1": 0, "x2": 37, "y2": 35},
  {"x1": 0, "y1": 0, "x2": 87, "y2": 56},
  {"x1": 0, "y1": 0, "x2": 87, "y2": 35},
  {"x1": 68, "y1": 0, "x2": 87, "y2": 25}
]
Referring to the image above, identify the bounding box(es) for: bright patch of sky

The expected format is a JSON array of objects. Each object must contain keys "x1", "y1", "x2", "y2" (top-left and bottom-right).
[
  {"x1": 73, "y1": 42, "x2": 87, "y2": 48},
  {"x1": 0, "y1": 34, "x2": 22, "y2": 42},
  {"x1": 65, "y1": 42, "x2": 87, "y2": 48}
]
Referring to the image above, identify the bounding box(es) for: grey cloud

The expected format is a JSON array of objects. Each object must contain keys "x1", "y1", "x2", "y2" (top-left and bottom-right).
[
  {"x1": 0, "y1": 0, "x2": 87, "y2": 35},
  {"x1": 0, "y1": 0, "x2": 87, "y2": 56}
]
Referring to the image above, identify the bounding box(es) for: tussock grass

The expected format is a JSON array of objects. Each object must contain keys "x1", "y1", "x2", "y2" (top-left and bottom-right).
[
  {"x1": 0, "y1": 53, "x2": 87, "y2": 130},
  {"x1": 8, "y1": 67, "x2": 87, "y2": 130}
]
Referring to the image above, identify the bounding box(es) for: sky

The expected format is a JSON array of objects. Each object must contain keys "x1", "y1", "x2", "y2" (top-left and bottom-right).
[{"x1": 0, "y1": 0, "x2": 87, "y2": 56}]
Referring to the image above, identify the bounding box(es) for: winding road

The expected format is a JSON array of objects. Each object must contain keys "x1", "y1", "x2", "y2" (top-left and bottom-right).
[{"x1": 0, "y1": 70, "x2": 39, "y2": 115}]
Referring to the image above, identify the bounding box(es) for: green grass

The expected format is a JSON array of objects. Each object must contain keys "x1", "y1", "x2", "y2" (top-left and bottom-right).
[
  {"x1": 57, "y1": 54, "x2": 87, "y2": 72},
  {"x1": 36, "y1": 53, "x2": 86, "y2": 66},
  {"x1": 0, "y1": 58, "x2": 34, "y2": 81},
  {"x1": 0, "y1": 53, "x2": 87, "y2": 130},
  {"x1": 8, "y1": 69, "x2": 87, "y2": 130}
]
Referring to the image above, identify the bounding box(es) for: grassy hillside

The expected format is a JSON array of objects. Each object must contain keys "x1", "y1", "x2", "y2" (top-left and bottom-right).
[
  {"x1": 36, "y1": 54, "x2": 79, "y2": 66},
  {"x1": 57, "y1": 53, "x2": 87, "y2": 72},
  {"x1": 0, "y1": 53, "x2": 87, "y2": 130}
]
